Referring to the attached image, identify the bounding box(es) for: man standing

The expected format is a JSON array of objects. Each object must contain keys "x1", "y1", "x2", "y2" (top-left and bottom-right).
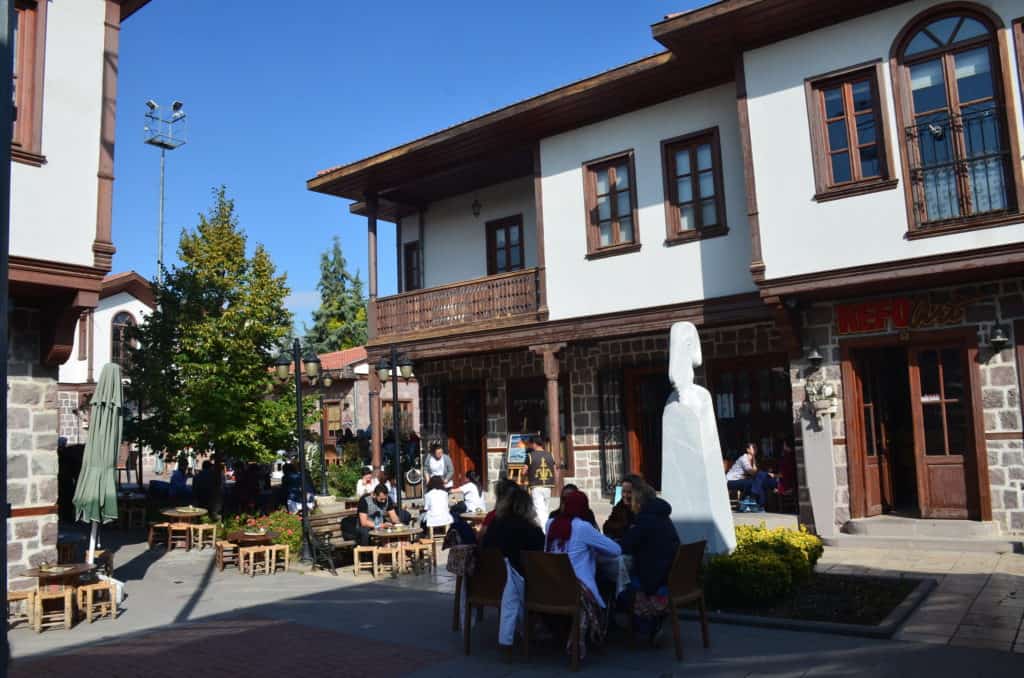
[
  {"x1": 426, "y1": 443, "x2": 454, "y2": 488},
  {"x1": 526, "y1": 436, "x2": 556, "y2": 488}
]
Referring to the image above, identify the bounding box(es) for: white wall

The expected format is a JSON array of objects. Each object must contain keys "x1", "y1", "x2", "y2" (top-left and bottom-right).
[
  {"x1": 397, "y1": 176, "x2": 537, "y2": 289},
  {"x1": 59, "y1": 292, "x2": 152, "y2": 384},
  {"x1": 745, "y1": 0, "x2": 1024, "y2": 281},
  {"x1": 10, "y1": 0, "x2": 105, "y2": 267},
  {"x1": 540, "y1": 84, "x2": 754, "y2": 321}
]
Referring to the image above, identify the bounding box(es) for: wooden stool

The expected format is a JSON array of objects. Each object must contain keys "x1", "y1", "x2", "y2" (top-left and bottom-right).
[
  {"x1": 34, "y1": 588, "x2": 74, "y2": 632},
  {"x1": 270, "y1": 544, "x2": 290, "y2": 573},
  {"x1": 148, "y1": 522, "x2": 171, "y2": 548},
  {"x1": 427, "y1": 525, "x2": 447, "y2": 552},
  {"x1": 215, "y1": 540, "x2": 239, "y2": 571},
  {"x1": 402, "y1": 542, "x2": 433, "y2": 574},
  {"x1": 419, "y1": 538, "x2": 438, "y2": 570},
  {"x1": 121, "y1": 505, "x2": 146, "y2": 529},
  {"x1": 7, "y1": 589, "x2": 35, "y2": 629},
  {"x1": 76, "y1": 582, "x2": 116, "y2": 623},
  {"x1": 240, "y1": 546, "x2": 271, "y2": 576},
  {"x1": 374, "y1": 546, "x2": 401, "y2": 577},
  {"x1": 189, "y1": 524, "x2": 217, "y2": 551},
  {"x1": 353, "y1": 546, "x2": 376, "y2": 577},
  {"x1": 168, "y1": 523, "x2": 190, "y2": 551},
  {"x1": 56, "y1": 542, "x2": 77, "y2": 564},
  {"x1": 94, "y1": 550, "x2": 114, "y2": 577}
]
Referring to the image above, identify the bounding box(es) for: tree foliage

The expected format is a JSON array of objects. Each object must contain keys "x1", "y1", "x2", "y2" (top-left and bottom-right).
[
  {"x1": 125, "y1": 188, "x2": 313, "y2": 464},
  {"x1": 304, "y1": 236, "x2": 367, "y2": 353}
]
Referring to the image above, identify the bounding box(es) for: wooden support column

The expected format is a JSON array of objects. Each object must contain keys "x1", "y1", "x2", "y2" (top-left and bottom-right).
[
  {"x1": 366, "y1": 193, "x2": 379, "y2": 339},
  {"x1": 532, "y1": 143, "x2": 549, "y2": 317},
  {"x1": 369, "y1": 365, "x2": 383, "y2": 471},
  {"x1": 417, "y1": 208, "x2": 426, "y2": 289},
  {"x1": 396, "y1": 216, "x2": 403, "y2": 293},
  {"x1": 531, "y1": 342, "x2": 566, "y2": 489}
]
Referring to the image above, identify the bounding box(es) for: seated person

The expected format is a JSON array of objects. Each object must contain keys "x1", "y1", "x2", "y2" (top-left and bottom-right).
[
  {"x1": 478, "y1": 478, "x2": 518, "y2": 542},
  {"x1": 457, "y1": 470, "x2": 487, "y2": 513},
  {"x1": 354, "y1": 466, "x2": 377, "y2": 498},
  {"x1": 603, "y1": 474, "x2": 640, "y2": 540},
  {"x1": 545, "y1": 491, "x2": 621, "y2": 611},
  {"x1": 421, "y1": 475, "x2": 453, "y2": 529},
  {"x1": 548, "y1": 483, "x2": 598, "y2": 527},
  {"x1": 356, "y1": 484, "x2": 400, "y2": 546},
  {"x1": 619, "y1": 477, "x2": 680, "y2": 641},
  {"x1": 725, "y1": 442, "x2": 778, "y2": 510},
  {"x1": 169, "y1": 460, "x2": 190, "y2": 498}
]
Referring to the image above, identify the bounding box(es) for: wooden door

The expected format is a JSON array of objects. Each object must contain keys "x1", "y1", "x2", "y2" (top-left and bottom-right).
[
  {"x1": 851, "y1": 352, "x2": 894, "y2": 516},
  {"x1": 447, "y1": 385, "x2": 484, "y2": 482},
  {"x1": 625, "y1": 368, "x2": 671, "y2": 491},
  {"x1": 908, "y1": 344, "x2": 971, "y2": 519}
]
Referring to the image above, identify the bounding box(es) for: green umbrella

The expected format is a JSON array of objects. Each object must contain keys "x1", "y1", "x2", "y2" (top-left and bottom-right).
[{"x1": 73, "y1": 363, "x2": 124, "y2": 561}]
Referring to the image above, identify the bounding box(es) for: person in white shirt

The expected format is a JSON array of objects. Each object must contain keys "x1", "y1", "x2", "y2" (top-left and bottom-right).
[
  {"x1": 421, "y1": 475, "x2": 453, "y2": 528},
  {"x1": 426, "y1": 444, "x2": 455, "y2": 488},
  {"x1": 457, "y1": 470, "x2": 487, "y2": 513},
  {"x1": 726, "y1": 442, "x2": 777, "y2": 509},
  {"x1": 354, "y1": 467, "x2": 377, "y2": 498},
  {"x1": 544, "y1": 490, "x2": 621, "y2": 608}
]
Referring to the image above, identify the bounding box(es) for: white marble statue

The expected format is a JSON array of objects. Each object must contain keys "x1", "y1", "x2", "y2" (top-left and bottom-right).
[{"x1": 659, "y1": 321, "x2": 736, "y2": 556}]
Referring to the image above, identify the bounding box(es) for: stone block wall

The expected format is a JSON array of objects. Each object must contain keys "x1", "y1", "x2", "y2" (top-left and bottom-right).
[
  {"x1": 796, "y1": 277, "x2": 1024, "y2": 533},
  {"x1": 57, "y1": 389, "x2": 83, "y2": 444},
  {"x1": 7, "y1": 307, "x2": 60, "y2": 587}
]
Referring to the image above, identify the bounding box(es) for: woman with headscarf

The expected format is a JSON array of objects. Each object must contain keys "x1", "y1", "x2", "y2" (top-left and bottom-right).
[{"x1": 545, "y1": 490, "x2": 621, "y2": 657}]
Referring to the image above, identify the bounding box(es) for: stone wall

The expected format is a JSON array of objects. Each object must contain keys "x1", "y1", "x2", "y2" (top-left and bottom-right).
[
  {"x1": 57, "y1": 388, "x2": 83, "y2": 444},
  {"x1": 796, "y1": 277, "x2": 1024, "y2": 533},
  {"x1": 7, "y1": 307, "x2": 60, "y2": 588}
]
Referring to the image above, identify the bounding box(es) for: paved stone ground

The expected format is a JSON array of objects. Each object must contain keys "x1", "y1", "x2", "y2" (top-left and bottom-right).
[
  {"x1": 9, "y1": 525, "x2": 1024, "y2": 676},
  {"x1": 816, "y1": 547, "x2": 1024, "y2": 652}
]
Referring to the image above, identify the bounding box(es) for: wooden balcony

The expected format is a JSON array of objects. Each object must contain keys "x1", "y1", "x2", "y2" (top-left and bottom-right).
[{"x1": 374, "y1": 268, "x2": 542, "y2": 341}]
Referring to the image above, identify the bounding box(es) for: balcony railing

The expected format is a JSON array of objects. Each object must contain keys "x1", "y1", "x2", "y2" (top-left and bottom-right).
[
  {"x1": 375, "y1": 267, "x2": 540, "y2": 339},
  {"x1": 906, "y1": 107, "x2": 1012, "y2": 228}
]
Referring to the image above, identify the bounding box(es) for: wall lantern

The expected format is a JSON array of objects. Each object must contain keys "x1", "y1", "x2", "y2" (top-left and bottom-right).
[
  {"x1": 471, "y1": 197, "x2": 482, "y2": 218},
  {"x1": 806, "y1": 347, "x2": 824, "y2": 368},
  {"x1": 989, "y1": 325, "x2": 1009, "y2": 352}
]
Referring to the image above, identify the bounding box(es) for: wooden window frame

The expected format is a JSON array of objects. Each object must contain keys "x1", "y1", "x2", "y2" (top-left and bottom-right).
[
  {"x1": 582, "y1": 150, "x2": 641, "y2": 259},
  {"x1": 110, "y1": 312, "x2": 136, "y2": 369},
  {"x1": 1014, "y1": 18, "x2": 1024, "y2": 114},
  {"x1": 11, "y1": 0, "x2": 47, "y2": 166},
  {"x1": 889, "y1": 5, "x2": 1024, "y2": 239},
  {"x1": 804, "y1": 61, "x2": 898, "y2": 202},
  {"x1": 660, "y1": 127, "x2": 729, "y2": 245},
  {"x1": 403, "y1": 240, "x2": 421, "y2": 292},
  {"x1": 485, "y1": 214, "x2": 525, "y2": 276}
]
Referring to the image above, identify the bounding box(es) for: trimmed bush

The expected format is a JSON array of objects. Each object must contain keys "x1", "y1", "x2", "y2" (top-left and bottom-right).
[
  {"x1": 734, "y1": 523, "x2": 823, "y2": 584},
  {"x1": 705, "y1": 550, "x2": 792, "y2": 607}
]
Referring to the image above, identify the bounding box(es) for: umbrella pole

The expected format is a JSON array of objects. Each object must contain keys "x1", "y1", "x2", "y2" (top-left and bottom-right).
[{"x1": 87, "y1": 522, "x2": 98, "y2": 564}]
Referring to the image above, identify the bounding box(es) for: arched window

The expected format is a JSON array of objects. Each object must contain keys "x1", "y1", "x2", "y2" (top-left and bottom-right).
[
  {"x1": 894, "y1": 7, "x2": 1021, "y2": 230},
  {"x1": 111, "y1": 312, "x2": 136, "y2": 368}
]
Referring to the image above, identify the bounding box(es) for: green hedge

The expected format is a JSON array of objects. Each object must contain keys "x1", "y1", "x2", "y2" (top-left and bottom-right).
[{"x1": 705, "y1": 524, "x2": 824, "y2": 608}]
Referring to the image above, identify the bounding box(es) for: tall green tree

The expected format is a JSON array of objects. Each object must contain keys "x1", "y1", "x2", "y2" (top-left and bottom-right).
[
  {"x1": 125, "y1": 188, "x2": 315, "y2": 516},
  {"x1": 304, "y1": 236, "x2": 367, "y2": 352}
]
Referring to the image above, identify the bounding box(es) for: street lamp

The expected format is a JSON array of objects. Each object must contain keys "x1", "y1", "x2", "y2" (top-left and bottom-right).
[
  {"x1": 143, "y1": 100, "x2": 187, "y2": 285},
  {"x1": 274, "y1": 338, "x2": 319, "y2": 564},
  {"x1": 377, "y1": 346, "x2": 414, "y2": 512}
]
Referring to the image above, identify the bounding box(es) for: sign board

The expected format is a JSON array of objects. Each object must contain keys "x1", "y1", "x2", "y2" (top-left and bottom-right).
[
  {"x1": 506, "y1": 433, "x2": 529, "y2": 465},
  {"x1": 836, "y1": 296, "x2": 976, "y2": 335}
]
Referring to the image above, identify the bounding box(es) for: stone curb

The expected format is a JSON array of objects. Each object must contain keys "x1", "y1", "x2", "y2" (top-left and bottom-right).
[{"x1": 680, "y1": 577, "x2": 936, "y2": 639}]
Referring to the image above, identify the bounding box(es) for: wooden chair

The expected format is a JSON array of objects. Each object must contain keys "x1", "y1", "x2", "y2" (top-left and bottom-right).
[
  {"x1": 168, "y1": 523, "x2": 191, "y2": 551},
  {"x1": 34, "y1": 588, "x2": 74, "y2": 632},
  {"x1": 270, "y1": 544, "x2": 290, "y2": 573},
  {"x1": 120, "y1": 504, "x2": 146, "y2": 529},
  {"x1": 7, "y1": 589, "x2": 35, "y2": 629},
  {"x1": 374, "y1": 546, "x2": 401, "y2": 577},
  {"x1": 215, "y1": 540, "x2": 239, "y2": 571},
  {"x1": 56, "y1": 542, "x2": 77, "y2": 564},
  {"x1": 148, "y1": 522, "x2": 171, "y2": 548},
  {"x1": 463, "y1": 548, "x2": 507, "y2": 655},
  {"x1": 76, "y1": 581, "x2": 116, "y2": 623},
  {"x1": 666, "y1": 540, "x2": 710, "y2": 661},
  {"x1": 419, "y1": 538, "x2": 438, "y2": 570},
  {"x1": 426, "y1": 525, "x2": 447, "y2": 551},
  {"x1": 353, "y1": 546, "x2": 376, "y2": 577},
  {"x1": 240, "y1": 546, "x2": 271, "y2": 576},
  {"x1": 523, "y1": 551, "x2": 584, "y2": 671},
  {"x1": 189, "y1": 524, "x2": 217, "y2": 551},
  {"x1": 307, "y1": 528, "x2": 339, "y2": 576},
  {"x1": 402, "y1": 541, "x2": 433, "y2": 574}
]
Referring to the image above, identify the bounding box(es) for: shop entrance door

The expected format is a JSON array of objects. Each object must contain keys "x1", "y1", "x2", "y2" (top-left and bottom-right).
[
  {"x1": 908, "y1": 344, "x2": 974, "y2": 519},
  {"x1": 447, "y1": 385, "x2": 484, "y2": 482}
]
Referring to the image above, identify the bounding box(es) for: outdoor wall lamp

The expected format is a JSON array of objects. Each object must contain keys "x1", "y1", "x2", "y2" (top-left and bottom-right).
[
  {"x1": 989, "y1": 325, "x2": 1009, "y2": 353},
  {"x1": 806, "y1": 347, "x2": 824, "y2": 368},
  {"x1": 377, "y1": 353, "x2": 414, "y2": 383},
  {"x1": 471, "y1": 197, "x2": 482, "y2": 218}
]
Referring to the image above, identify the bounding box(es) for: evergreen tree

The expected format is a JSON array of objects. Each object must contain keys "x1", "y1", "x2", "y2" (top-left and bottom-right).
[
  {"x1": 125, "y1": 188, "x2": 316, "y2": 516},
  {"x1": 304, "y1": 236, "x2": 368, "y2": 352}
]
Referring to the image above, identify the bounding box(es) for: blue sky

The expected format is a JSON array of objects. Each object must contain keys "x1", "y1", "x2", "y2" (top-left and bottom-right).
[{"x1": 113, "y1": 0, "x2": 706, "y2": 330}]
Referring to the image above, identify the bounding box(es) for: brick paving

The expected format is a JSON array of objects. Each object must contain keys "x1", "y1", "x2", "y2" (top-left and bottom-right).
[{"x1": 816, "y1": 547, "x2": 1024, "y2": 652}]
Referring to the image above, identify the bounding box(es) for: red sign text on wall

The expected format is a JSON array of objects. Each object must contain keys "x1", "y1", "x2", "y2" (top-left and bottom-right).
[{"x1": 836, "y1": 296, "x2": 974, "y2": 335}]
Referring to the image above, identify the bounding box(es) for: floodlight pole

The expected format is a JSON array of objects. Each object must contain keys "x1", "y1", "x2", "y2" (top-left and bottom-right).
[{"x1": 157, "y1": 147, "x2": 165, "y2": 285}]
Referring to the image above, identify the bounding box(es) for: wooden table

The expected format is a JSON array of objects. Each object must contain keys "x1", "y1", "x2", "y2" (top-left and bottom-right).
[
  {"x1": 161, "y1": 507, "x2": 208, "y2": 523},
  {"x1": 20, "y1": 563, "x2": 96, "y2": 588},
  {"x1": 460, "y1": 512, "x2": 486, "y2": 523},
  {"x1": 368, "y1": 526, "x2": 422, "y2": 547},
  {"x1": 227, "y1": 530, "x2": 278, "y2": 547}
]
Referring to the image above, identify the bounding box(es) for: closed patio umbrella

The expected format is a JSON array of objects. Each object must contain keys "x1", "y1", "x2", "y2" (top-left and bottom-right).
[{"x1": 73, "y1": 363, "x2": 124, "y2": 563}]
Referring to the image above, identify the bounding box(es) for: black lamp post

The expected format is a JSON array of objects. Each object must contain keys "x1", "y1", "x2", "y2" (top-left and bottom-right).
[
  {"x1": 376, "y1": 346, "x2": 414, "y2": 512},
  {"x1": 274, "y1": 340, "x2": 319, "y2": 564}
]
